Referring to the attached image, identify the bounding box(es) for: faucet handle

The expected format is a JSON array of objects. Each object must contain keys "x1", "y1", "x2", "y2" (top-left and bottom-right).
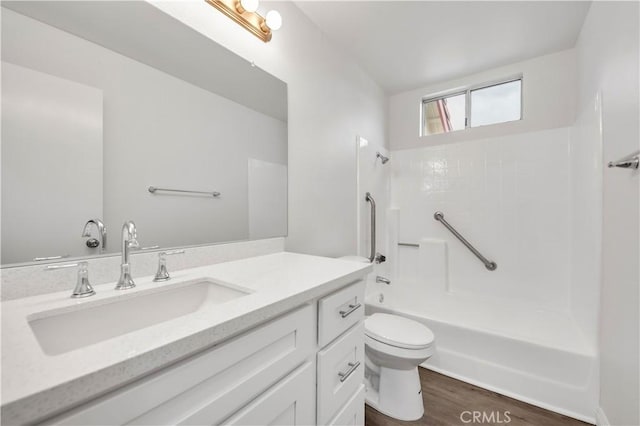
[
  {"x1": 73, "y1": 262, "x2": 96, "y2": 298},
  {"x1": 153, "y1": 250, "x2": 185, "y2": 282},
  {"x1": 46, "y1": 262, "x2": 95, "y2": 298}
]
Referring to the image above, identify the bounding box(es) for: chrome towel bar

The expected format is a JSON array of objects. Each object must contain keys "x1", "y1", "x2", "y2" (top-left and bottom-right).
[
  {"x1": 398, "y1": 242, "x2": 419, "y2": 247},
  {"x1": 34, "y1": 255, "x2": 70, "y2": 261},
  {"x1": 434, "y1": 212, "x2": 497, "y2": 271},
  {"x1": 148, "y1": 186, "x2": 221, "y2": 197}
]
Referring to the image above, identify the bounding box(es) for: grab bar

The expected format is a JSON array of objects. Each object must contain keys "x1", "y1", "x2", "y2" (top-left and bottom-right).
[
  {"x1": 365, "y1": 193, "x2": 385, "y2": 264},
  {"x1": 434, "y1": 212, "x2": 497, "y2": 271},
  {"x1": 148, "y1": 186, "x2": 221, "y2": 197},
  {"x1": 366, "y1": 192, "x2": 376, "y2": 263}
]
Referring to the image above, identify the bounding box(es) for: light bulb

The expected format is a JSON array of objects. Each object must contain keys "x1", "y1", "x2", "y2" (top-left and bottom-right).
[
  {"x1": 265, "y1": 10, "x2": 282, "y2": 31},
  {"x1": 239, "y1": 0, "x2": 259, "y2": 13}
]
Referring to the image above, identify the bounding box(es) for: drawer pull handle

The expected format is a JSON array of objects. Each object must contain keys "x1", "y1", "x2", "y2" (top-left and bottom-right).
[
  {"x1": 339, "y1": 303, "x2": 361, "y2": 318},
  {"x1": 338, "y1": 361, "x2": 361, "y2": 382}
]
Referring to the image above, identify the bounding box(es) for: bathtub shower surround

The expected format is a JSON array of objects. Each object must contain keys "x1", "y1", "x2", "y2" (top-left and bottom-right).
[
  {"x1": 370, "y1": 122, "x2": 602, "y2": 421},
  {"x1": 362, "y1": 37, "x2": 607, "y2": 421},
  {"x1": 569, "y1": 94, "x2": 603, "y2": 352},
  {"x1": 391, "y1": 128, "x2": 573, "y2": 311}
]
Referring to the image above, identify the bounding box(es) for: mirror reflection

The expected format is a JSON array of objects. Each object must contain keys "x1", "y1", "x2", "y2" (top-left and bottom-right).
[{"x1": 1, "y1": 1, "x2": 288, "y2": 266}]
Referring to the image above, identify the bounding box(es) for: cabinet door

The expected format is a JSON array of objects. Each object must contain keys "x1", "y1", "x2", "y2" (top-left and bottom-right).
[
  {"x1": 328, "y1": 385, "x2": 365, "y2": 426},
  {"x1": 46, "y1": 305, "x2": 313, "y2": 425},
  {"x1": 317, "y1": 323, "x2": 365, "y2": 425},
  {"x1": 221, "y1": 362, "x2": 315, "y2": 426}
]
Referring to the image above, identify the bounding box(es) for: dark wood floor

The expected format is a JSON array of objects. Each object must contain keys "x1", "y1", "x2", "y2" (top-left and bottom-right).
[{"x1": 365, "y1": 368, "x2": 592, "y2": 426}]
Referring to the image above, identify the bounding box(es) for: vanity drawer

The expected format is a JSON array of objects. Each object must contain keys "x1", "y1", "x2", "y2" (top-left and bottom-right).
[
  {"x1": 317, "y1": 322, "x2": 365, "y2": 425},
  {"x1": 318, "y1": 280, "x2": 365, "y2": 347},
  {"x1": 327, "y1": 385, "x2": 365, "y2": 426},
  {"x1": 45, "y1": 305, "x2": 314, "y2": 425}
]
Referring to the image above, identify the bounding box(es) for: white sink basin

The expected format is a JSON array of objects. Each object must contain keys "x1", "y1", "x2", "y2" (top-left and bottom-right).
[{"x1": 28, "y1": 279, "x2": 251, "y2": 356}]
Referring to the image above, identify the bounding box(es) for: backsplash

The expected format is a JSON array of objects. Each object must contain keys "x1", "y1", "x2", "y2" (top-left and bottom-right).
[{"x1": 0, "y1": 238, "x2": 284, "y2": 301}]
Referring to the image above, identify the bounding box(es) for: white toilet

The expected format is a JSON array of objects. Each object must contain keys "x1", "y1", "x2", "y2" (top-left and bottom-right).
[
  {"x1": 336, "y1": 255, "x2": 435, "y2": 420},
  {"x1": 363, "y1": 313, "x2": 435, "y2": 421}
]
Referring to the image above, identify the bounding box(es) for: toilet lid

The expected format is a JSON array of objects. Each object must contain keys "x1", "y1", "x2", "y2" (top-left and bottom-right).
[{"x1": 365, "y1": 313, "x2": 434, "y2": 349}]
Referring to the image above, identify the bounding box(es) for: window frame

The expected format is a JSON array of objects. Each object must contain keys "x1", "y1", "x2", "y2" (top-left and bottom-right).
[{"x1": 420, "y1": 75, "x2": 523, "y2": 137}]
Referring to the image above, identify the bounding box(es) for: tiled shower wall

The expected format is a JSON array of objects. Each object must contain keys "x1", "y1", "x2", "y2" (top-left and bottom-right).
[{"x1": 391, "y1": 127, "x2": 573, "y2": 312}]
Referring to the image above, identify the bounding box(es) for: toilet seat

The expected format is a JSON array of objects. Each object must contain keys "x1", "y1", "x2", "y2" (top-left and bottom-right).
[{"x1": 365, "y1": 313, "x2": 434, "y2": 350}]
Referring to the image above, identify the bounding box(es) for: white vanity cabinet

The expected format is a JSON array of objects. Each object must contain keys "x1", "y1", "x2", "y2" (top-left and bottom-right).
[
  {"x1": 45, "y1": 305, "x2": 316, "y2": 425},
  {"x1": 39, "y1": 279, "x2": 367, "y2": 426},
  {"x1": 2, "y1": 252, "x2": 373, "y2": 426}
]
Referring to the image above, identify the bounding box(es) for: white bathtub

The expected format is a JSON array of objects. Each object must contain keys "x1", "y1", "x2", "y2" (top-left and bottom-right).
[{"x1": 365, "y1": 290, "x2": 598, "y2": 423}]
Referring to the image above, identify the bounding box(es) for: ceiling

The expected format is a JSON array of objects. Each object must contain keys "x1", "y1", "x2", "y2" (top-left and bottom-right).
[{"x1": 296, "y1": 1, "x2": 591, "y2": 94}]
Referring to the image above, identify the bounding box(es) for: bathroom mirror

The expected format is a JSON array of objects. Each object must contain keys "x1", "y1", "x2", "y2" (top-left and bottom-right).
[{"x1": 1, "y1": 1, "x2": 288, "y2": 266}]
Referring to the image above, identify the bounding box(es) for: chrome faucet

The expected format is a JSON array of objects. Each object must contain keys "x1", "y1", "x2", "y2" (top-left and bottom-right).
[
  {"x1": 81, "y1": 219, "x2": 107, "y2": 252},
  {"x1": 115, "y1": 221, "x2": 140, "y2": 290}
]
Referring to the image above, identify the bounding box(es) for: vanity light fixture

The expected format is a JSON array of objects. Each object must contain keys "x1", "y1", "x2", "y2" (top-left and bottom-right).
[{"x1": 205, "y1": 0, "x2": 282, "y2": 42}]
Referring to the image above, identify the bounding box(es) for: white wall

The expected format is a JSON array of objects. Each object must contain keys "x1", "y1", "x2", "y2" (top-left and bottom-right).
[
  {"x1": 248, "y1": 159, "x2": 288, "y2": 239},
  {"x1": 2, "y1": 9, "x2": 287, "y2": 254},
  {"x1": 149, "y1": 1, "x2": 387, "y2": 258},
  {"x1": 575, "y1": 2, "x2": 640, "y2": 425},
  {"x1": 389, "y1": 49, "x2": 577, "y2": 150}
]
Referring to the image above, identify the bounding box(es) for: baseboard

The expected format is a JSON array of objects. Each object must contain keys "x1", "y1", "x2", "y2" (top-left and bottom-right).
[{"x1": 595, "y1": 407, "x2": 610, "y2": 426}]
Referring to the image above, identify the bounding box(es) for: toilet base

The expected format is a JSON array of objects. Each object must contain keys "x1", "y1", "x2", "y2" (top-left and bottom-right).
[{"x1": 365, "y1": 365, "x2": 424, "y2": 421}]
